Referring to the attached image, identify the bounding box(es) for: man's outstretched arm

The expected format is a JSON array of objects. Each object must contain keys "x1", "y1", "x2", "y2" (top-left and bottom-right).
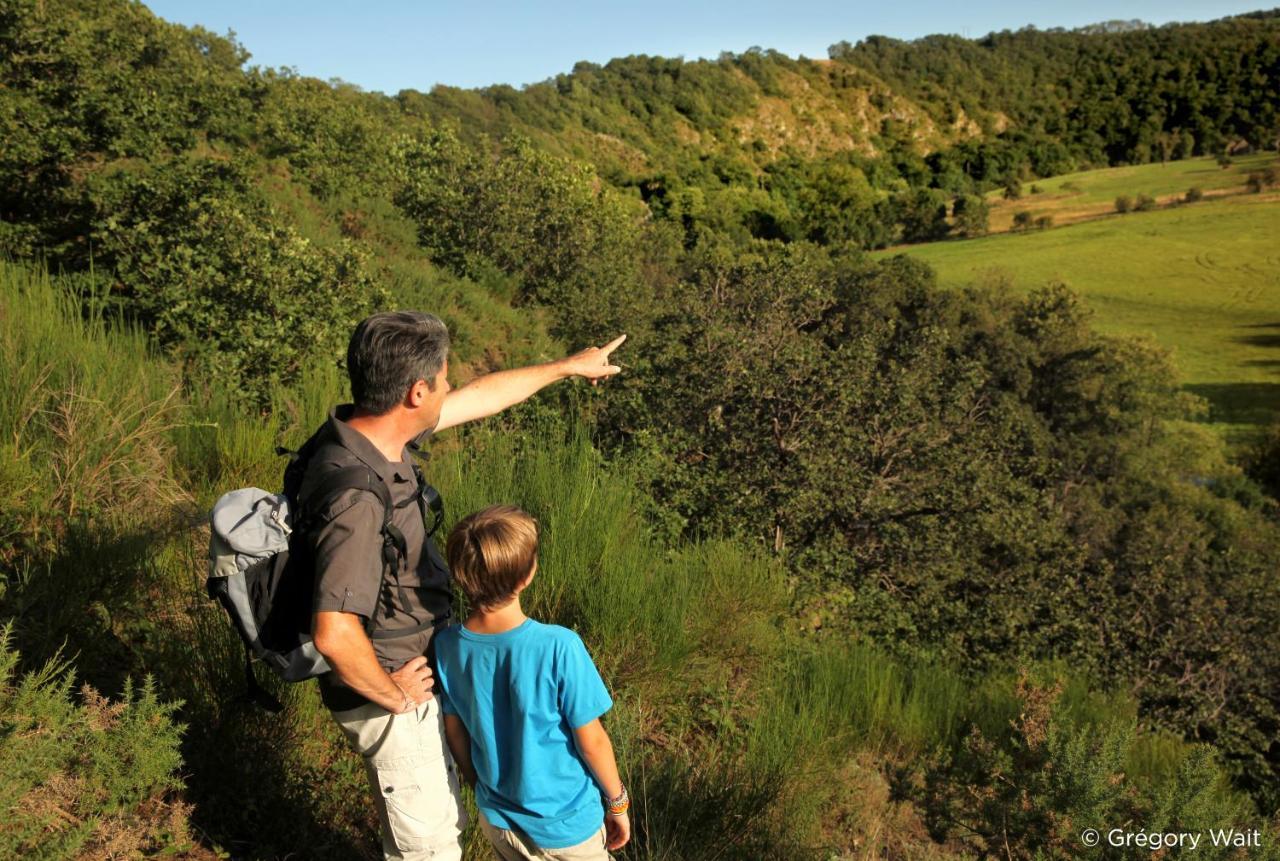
[{"x1": 434, "y1": 335, "x2": 626, "y2": 433}]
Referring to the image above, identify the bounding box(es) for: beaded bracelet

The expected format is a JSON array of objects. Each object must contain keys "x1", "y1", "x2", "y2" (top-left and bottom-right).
[{"x1": 605, "y1": 786, "x2": 630, "y2": 816}]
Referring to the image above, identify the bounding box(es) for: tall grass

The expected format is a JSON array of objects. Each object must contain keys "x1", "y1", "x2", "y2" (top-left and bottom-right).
[{"x1": 0, "y1": 260, "x2": 187, "y2": 530}]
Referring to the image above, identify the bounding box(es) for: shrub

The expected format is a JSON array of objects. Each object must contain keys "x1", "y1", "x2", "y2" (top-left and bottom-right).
[
  {"x1": 0, "y1": 626, "x2": 201, "y2": 859},
  {"x1": 1134, "y1": 193, "x2": 1157, "y2": 211},
  {"x1": 912, "y1": 673, "x2": 1263, "y2": 860},
  {"x1": 1245, "y1": 168, "x2": 1276, "y2": 194},
  {"x1": 91, "y1": 157, "x2": 385, "y2": 405},
  {"x1": 1114, "y1": 195, "x2": 1133, "y2": 213},
  {"x1": 1035, "y1": 214, "x2": 1054, "y2": 230},
  {"x1": 1185, "y1": 186, "x2": 1204, "y2": 202},
  {"x1": 1030, "y1": 183, "x2": 1043, "y2": 194},
  {"x1": 1012, "y1": 210, "x2": 1034, "y2": 230}
]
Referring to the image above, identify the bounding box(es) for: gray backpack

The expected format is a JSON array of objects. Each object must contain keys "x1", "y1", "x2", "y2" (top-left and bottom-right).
[{"x1": 206, "y1": 425, "x2": 438, "y2": 711}]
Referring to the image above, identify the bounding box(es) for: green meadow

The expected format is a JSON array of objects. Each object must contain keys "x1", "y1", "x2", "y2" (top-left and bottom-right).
[
  {"x1": 882, "y1": 182, "x2": 1280, "y2": 440},
  {"x1": 983, "y1": 153, "x2": 1280, "y2": 230}
]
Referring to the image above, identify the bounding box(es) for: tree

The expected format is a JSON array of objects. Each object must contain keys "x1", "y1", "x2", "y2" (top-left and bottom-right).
[
  {"x1": 952, "y1": 194, "x2": 990, "y2": 237},
  {"x1": 893, "y1": 188, "x2": 951, "y2": 242}
]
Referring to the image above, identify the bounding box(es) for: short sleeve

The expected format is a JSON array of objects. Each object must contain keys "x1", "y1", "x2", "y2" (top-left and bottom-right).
[
  {"x1": 439, "y1": 688, "x2": 458, "y2": 716},
  {"x1": 557, "y1": 633, "x2": 613, "y2": 729},
  {"x1": 310, "y1": 490, "x2": 384, "y2": 619},
  {"x1": 434, "y1": 631, "x2": 459, "y2": 716}
]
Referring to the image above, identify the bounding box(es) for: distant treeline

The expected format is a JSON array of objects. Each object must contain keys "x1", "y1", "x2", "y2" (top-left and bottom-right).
[{"x1": 404, "y1": 11, "x2": 1280, "y2": 245}]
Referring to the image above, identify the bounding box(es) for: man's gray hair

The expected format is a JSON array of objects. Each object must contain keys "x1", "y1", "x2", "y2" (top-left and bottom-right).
[{"x1": 346, "y1": 311, "x2": 451, "y2": 414}]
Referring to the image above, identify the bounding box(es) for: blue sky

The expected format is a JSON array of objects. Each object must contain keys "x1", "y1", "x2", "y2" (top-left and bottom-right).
[{"x1": 145, "y1": 1, "x2": 1267, "y2": 94}]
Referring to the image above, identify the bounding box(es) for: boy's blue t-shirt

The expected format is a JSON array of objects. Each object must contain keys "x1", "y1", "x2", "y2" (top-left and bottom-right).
[{"x1": 435, "y1": 619, "x2": 613, "y2": 849}]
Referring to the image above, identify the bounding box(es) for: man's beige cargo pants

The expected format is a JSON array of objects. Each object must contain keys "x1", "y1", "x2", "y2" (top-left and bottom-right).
[{"x1": 332, "y1": 697, "x2": 467, "y2": 860}]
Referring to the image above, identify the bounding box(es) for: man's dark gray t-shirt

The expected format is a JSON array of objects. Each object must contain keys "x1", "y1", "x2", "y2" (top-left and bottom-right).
[{"x1": 303, "y1": 405, "x2": 452, "y2": 712}]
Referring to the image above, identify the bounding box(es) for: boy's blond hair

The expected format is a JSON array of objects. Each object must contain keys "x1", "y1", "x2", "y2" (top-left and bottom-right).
[{"x1": 445, "y1": 505, "x2": 539, "y2": 609}]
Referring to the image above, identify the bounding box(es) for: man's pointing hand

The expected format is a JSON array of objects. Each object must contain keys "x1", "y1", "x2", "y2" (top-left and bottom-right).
[{"x1": 562, "y1": 334, "x2": 627, "y2": 387}]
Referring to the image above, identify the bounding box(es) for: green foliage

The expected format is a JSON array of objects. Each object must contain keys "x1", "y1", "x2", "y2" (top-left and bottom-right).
[
  {"x1": 1012, "y1": 209, "x2": 1034, "y2": 229},
  {"x1": 90, "y1": 156, "x2": 385, "y2": 405},
  {"x1": 831, "y1": 17, "x2": 1280, "y2": 169},
  {"x1": 914, "y1": 673, "x2": 1271, "y2": 860},
  {"x1": 582, "y1": 240, "x2": 1280, "y2": 806},
  {"x1": 395, "y1": 129, "x2": 660, "y2": 338},
  {"x1": 1185, "y1": 185, "x2": 1205, "y2": 202},
  {"x1": 256, "y1": 71, "x2": 399, "y2": 199},
  {"x1": 0, "y1": 625, "x2": 196, "y2": 859},
  {"x1": 0, "y1": 0, "x2": 249, "y2": 256},
  {"x1": 952, "y1": 194, "x2": 990, "y2": 237},
  {"x1": 1114, "y1": 194, "x2": 1133, "y2": 213},
  {"x1": 1134, "y1": 193, "x2": 1157, "y2": 211}
]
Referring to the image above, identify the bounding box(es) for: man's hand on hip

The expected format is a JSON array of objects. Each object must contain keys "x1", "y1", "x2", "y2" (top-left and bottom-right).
[{"x1": 390, "y1": 655, "x2": 434, "y2": 707}]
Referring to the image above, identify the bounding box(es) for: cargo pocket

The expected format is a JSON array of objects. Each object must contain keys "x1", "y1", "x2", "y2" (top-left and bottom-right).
[{"x1": 376, "y1": 762, "x2": 435, "y2": 853}]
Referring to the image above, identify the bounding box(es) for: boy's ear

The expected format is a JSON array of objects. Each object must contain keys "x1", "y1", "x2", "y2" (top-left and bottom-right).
[{"x1": 517, "y1": 560, "x2": 538, "y2": 591}]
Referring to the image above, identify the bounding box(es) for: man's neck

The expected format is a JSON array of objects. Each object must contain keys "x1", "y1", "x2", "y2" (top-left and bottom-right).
[
  {"x1": 344, "y1": 410, "x2": 415, "y2": 463},
  {"x1": 464, "y1": 596, "x2": 528, "y2": 635}
]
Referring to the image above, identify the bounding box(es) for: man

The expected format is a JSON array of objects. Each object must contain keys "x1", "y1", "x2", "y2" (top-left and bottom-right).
[{"x1": 306, "y1": 311, "x2": 625, "y2": 861}]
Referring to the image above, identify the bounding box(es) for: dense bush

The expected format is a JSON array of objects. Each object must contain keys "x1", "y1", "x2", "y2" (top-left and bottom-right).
[
  {"x1": 90, "y1": 156, "x2": 384, "y2": 404},
  {"x1": 0, "y1": 626, "x2": 204, "y2": 859},
  {"x1": 0, "y1": 0, "x2": 249, "y2": 257},
  {"x1": 394, "y1": 129, "x2": 664, "y2": 339}
]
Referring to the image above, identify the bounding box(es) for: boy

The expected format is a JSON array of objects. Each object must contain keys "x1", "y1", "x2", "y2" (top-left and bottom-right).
[{"x1": 435, "y1": 505, "x2": 631, "y2": 860}]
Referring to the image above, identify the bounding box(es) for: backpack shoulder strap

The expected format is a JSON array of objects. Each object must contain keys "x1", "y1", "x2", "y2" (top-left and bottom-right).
[{"x1": 303, "y1": 464, "x2": 391, "y2": 519}]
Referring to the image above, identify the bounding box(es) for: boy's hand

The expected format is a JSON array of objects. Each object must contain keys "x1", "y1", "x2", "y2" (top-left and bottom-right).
[{"x1": 605, "y1": 811, "x2": 630, "y2": 851}]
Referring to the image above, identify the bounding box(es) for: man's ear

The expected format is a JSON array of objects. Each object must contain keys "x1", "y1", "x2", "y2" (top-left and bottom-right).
[{"x1": 406, "y1": 379, "x2": 429, "y2": 407}]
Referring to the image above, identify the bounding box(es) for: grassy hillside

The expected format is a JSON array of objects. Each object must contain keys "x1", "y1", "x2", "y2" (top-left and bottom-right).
[
  {"x1": 879, "y1": 165, "x2": 1280, "y2": 440},
  {"x1": 983, "y1": 153, "x2": 1280, "y2": 231}
]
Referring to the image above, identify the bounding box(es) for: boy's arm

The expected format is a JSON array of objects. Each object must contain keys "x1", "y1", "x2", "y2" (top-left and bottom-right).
[
  {"x1": 571, "y1": 718, "x2": 623, "y2": 798},
  {"x1": 443, "y1": 714, "x2": 477, "y2": 789},
  {"x1": 573, "y1": 718, "x2": 631, "y2": 851}
]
